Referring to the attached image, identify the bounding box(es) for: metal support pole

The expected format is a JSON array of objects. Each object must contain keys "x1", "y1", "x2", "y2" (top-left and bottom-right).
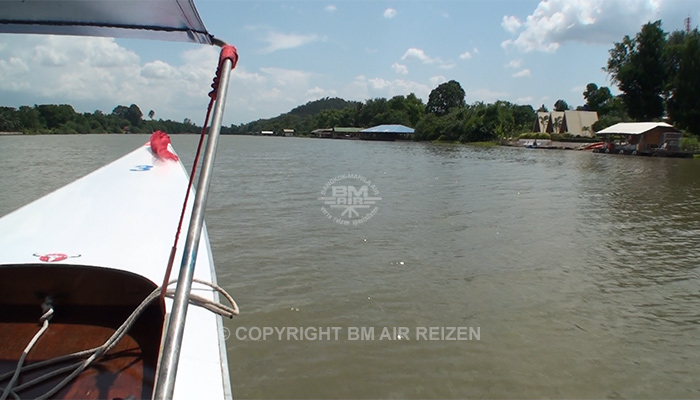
[{"x1": 152, "y1": 56, "x2": 234, "y2": 400}]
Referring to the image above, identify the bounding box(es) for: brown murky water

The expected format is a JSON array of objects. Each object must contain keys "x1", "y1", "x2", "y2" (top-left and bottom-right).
[{"x1": 2, "y1": 134, "x2": 700, "y2": 399}]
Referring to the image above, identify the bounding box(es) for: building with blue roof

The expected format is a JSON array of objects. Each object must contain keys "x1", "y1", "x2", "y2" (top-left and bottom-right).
[{"x1": 360, "y1": 124, "x2": 414, "y2": 141}]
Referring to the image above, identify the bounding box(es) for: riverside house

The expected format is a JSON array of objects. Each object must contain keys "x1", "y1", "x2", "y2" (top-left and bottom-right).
[{"x1": 595, "y1": 122, "x2": 689, "y2": 157}]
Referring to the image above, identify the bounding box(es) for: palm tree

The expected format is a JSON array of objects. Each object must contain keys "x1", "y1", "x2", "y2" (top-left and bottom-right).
[{"x1": 553, "y1": 116, "x2": 563, "y2": 133}]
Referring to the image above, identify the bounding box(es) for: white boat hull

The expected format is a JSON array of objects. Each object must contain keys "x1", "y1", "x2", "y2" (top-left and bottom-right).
[{"x1": 0, "y1": 143, "x2": 232, "y2": 399}]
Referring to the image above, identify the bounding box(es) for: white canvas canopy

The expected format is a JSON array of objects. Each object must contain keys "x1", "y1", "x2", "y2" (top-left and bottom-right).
[{"x1": 0, "y1": 0, "x2": 214, "y2": 44}]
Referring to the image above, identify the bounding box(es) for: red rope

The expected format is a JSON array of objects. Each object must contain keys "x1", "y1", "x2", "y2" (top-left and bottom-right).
[{"x1": 160, "y1": 45, "x2": 239, "y2": 301}]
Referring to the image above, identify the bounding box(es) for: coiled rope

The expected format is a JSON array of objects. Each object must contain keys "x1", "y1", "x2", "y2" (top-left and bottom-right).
[
  {"x1": 0, "y1": 279, "x2": 238, "y2": 400},
  {"x1": 0, "y1": 301, "x2": 53, "y2": 400}
]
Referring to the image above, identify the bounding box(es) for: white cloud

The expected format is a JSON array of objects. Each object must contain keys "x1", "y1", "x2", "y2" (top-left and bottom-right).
[
  {"x1": 0, "y1": 57, "x2": 30, "y2": 91},
  {"x1": 344, "y1": 75, "x2": 431, "y2": 102},
  {"x1": 0, "y1": 36, "x2": 139, "y2": 101},
  {"x1": 0, "y1": 35, "x2": 362, "y2": 125},
  {"x1": 344, "y1": 75, "x2": 370, "y2": 100},
  {"x1": 141, "y1": 60, "x2": 179, "y2": 80},
  {"x1": 429, "y1": 75, "x2": 446, "y2": 87},
  {"x1": 307, "y1": 86, "x2": 335, "y2": 98},
  {"x1": 500, "y1": 0, "x2": 667, "y2": 53},
  {"x1": 230, "y1": 66, "x2": 266, "y2": 86},
  {"x1": 0, "y1": 35, "x2": 234, "y2": 123},
  {"x1": 223, "y1": 66, "x2": 322, "y2": 121},
  {"x1": 260, "y1": 31, "x2": 320, "y2": 54},
  {"x1": 325, "y1": 5, "x2": 337, "y2": 13},
  {"x1": 368, "y1": 78, "x2": 391, "y2": 90},
  {"x1": 384, "y1": 8, "x2": 397, "y2": 19},
  {"x1": 502, "y1": 15, "x2": 522, "y2": 33},
  {"x1": 571, "y1": 84, "x2": 586, "y2": 94},
  {"x1": 401, "y1": 47, "x2": 456, "y2": 71},
  {"x1": 459, "y1": 51, "x2": 472, "y2": 60},
  {"x1": 392, "y1": 62, "x2": 408, "y2": 75},
  {"x1": 401, "y1": 48, "x2": 439, "y2": 64},
  {"x1": 467, "y1": 88, "x2": 510, "y2": 103},
  {"x1": 259, "y1": 67, "x2": 312, "y2": 89},
  {"x1": 512, "y1": 69, "x2": 531, "y2": 78},
  {"x1": 505, "y1": 59, "x2": 522, "y2": 69},
  {"x1": 33, "y1": 45, "x2": 70, "y2": 67}
]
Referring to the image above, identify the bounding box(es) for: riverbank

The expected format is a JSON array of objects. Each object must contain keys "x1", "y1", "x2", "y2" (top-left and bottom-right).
[{"x1": 501, "y1": 138, "x2": 597, "y2": 150}]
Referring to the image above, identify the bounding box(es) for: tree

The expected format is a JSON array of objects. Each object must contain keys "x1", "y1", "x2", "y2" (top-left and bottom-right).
[
  {"x1": 16, "y1": 106, "x2": 41, "y2": 132},
  {"x1": 126, "y1": 104, "x2": 143, "y2": 127},
  {"x1": 426, "y1": 80, "x2": 465, "y2": 116},
  {"x1": 553, "y1": 100, "x2": 569, "y2": 111},
  {"x1": 666, "y1": 29, "x2": 700, "y2": 134},
  {"x1": 537, "y1": 104, "x2": 548, "y2": 112},
  {"x1": 552, "y1": 116, "x2": 563, "y2": 133},
  {"x1": 112, "y1": 105, "x2": 129, "y2": 120},
  {"x1": 365, "y1": 94, "x2": 426, "y2": 127},
  {"x1": 403, "y1": 93, "x2": 425, "y2": 127},
  {"x1": 112, "y1": 104, "x2": 143, "y2": 127},
  {"x1": 36, "y1": 104, "x2": 78, "y2": 129},
  {"x1": 511, "y1": 104, "x2": 536, "y2": 132},
  {"x1": 605, "y1": 21, "x2": 667, "y2": 120},
  {"x1": 582, "y1": 83, "x2": 613, "y2": 113},
  {"x1": 0, "y1": 107, "x2": 19, "y2": 131},
  {"x1": 356, "y1": 98, "x2": 388, "y2": 126}
]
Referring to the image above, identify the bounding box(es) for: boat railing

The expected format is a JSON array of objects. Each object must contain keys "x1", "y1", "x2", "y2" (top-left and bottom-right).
[{"x1": 152, "y1": 43, "x2": 238, "y2": 400}]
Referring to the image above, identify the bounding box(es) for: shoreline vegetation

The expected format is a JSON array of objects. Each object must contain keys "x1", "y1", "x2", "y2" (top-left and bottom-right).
[
  {"x1": 2, "y1": 129, "x2": 698, "y2": 155},
  {"x1": 1, "y1": 20, "x2": 698, "y2": 146}
]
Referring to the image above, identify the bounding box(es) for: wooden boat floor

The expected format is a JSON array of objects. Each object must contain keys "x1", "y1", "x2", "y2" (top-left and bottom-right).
[
  {"x1": 0, "y1": 305, "x2": 162, "y2": 400},
  {"x1": 0, "y1": 266, "x2": 164, "y2": 400}
]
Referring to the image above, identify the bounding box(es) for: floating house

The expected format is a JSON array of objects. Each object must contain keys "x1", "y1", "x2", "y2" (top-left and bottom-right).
[
  {"x1": 533, "y1": 111, "x2": 598, "y2": 137},
  {"x1": 333, "y1": 127, "x2": 363, "y2": 139},
  {"x1": 311, "y1": 128, "x2": 333, "y2": 138},
  {"x1": 311, "y1": 127, "x2": 362, "y2": 139},
  {"x1": 359, "y1": 124, "x2": 414, "y2": 141},
  {"x1": 595, "y1": 122, "x2": 689, "y2": 157}
]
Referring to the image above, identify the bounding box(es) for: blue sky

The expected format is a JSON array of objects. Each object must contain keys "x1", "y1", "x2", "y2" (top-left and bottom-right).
[{"x1": 0, "y1": 0, "x2": 697, "y2": 126}]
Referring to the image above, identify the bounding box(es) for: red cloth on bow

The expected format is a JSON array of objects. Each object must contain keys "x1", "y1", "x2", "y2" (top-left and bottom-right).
[{"x1": 150, "y1": 130, "x2": 179, "y2": 161}]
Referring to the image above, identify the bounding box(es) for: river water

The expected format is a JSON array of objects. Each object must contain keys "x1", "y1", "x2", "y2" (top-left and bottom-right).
[{"x1": 1, "y1": 134, "x2": 700, "y2": 399}]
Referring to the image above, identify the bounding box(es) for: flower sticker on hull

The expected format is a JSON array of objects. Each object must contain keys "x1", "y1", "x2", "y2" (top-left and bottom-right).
[{"x1": 33, "y1": 253, "x2": 82, "y2": 263}]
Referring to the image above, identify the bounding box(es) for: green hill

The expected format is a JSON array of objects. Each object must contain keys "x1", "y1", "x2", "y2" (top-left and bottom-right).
[{"x1": 224, "y1": 97, "x2": 361, "y2": 135}]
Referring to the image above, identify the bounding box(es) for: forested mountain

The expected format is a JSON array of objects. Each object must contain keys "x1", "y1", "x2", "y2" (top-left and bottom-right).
[
  {"x1": 223, "y1": 97, "x2": 360, "y2": 135},
  {"x1": 289, "y1": 98, "x2": 361, "y2": 118}
]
